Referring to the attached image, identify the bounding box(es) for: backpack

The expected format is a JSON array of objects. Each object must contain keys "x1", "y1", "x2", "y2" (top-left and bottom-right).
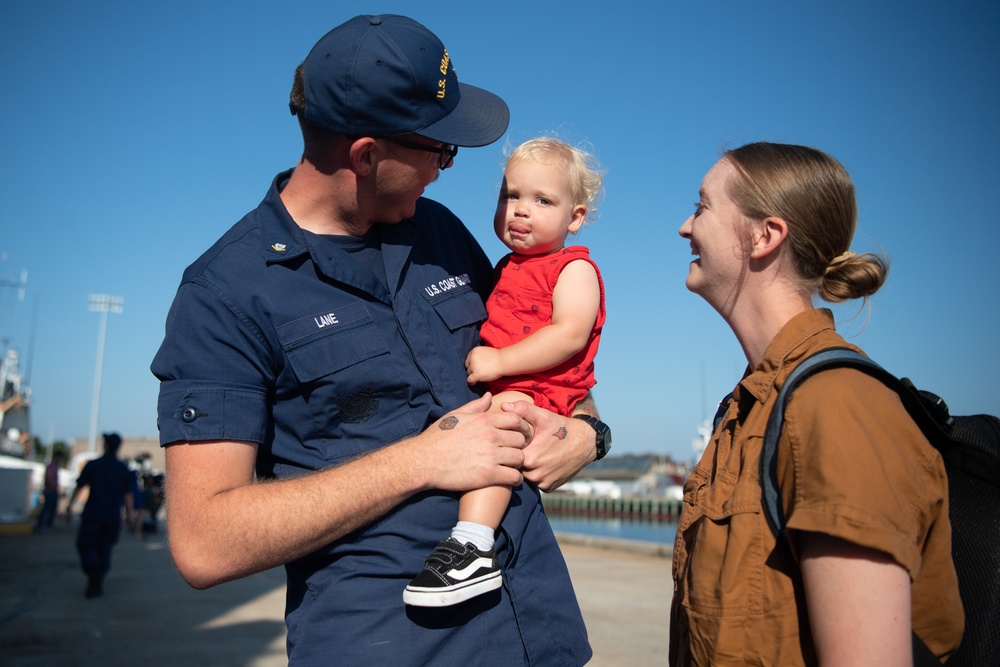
[{"x1": 757, "y1": 347, "x2": 1000, "y2": 666}]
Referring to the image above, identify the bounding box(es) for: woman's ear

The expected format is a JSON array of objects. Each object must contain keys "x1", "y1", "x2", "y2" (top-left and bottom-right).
[{"x1": 750, "y1": 216, "x2": 789, "y2": 259}]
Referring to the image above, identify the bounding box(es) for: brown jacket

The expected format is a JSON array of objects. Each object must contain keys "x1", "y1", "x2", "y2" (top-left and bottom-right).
[{"x1": 669, "y1": 309, "x2": 963, "y2": 666}]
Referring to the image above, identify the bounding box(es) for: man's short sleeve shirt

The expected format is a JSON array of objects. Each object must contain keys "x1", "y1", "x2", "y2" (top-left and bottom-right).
[{"x1": 151, "y1": 171, "x2": 591, "y2": 666}]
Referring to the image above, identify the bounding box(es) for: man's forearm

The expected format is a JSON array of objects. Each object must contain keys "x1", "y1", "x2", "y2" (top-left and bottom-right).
[
  {"x1": 166, "y1": 393, "x2": 529, "y2": 589},
  {"x1": 166, "y1": 437, "x2": 433, "y2": 589}
]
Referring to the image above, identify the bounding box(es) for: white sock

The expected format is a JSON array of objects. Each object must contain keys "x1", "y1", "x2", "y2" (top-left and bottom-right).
[{"x1": 450, "y1": 521, "x2": 495, "y2": 552}]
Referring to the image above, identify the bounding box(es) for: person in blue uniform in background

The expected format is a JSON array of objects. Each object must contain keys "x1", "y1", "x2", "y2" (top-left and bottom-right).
[
  {"x1": 151, "y1": 14, "x2": 604, "y2": 666},
  {"x1": 66, "y1": 432, "x2": 134, "y2": 599}
]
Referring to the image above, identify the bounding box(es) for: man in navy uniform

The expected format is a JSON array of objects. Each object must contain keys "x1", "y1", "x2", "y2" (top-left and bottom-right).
[{"x1": 152, "y1": 14, "x2": 605, "y2": 666}]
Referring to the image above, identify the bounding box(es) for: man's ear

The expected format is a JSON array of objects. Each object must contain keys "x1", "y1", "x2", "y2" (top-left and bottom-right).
[
  {"x1": 750, "y1": 216, "x2": 789, "y2": 259},
  {"x1": 350, "y1": 137, "x2": 378, "y2": 176}
]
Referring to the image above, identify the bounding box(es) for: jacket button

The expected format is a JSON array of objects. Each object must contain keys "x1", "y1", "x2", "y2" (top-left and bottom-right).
[{"x1": 182, "y1": 407, "x2": 198, "y2": 423}]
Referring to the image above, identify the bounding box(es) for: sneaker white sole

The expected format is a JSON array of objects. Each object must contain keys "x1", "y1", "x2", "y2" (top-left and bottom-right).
[{"x1": 403, "y1": 571, "x2": 503, "y2": 607}]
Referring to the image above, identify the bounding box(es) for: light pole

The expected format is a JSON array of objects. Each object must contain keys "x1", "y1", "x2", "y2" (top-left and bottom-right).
[{"x1": 87, "y1": 294, "x2": 123, "y2": 454}]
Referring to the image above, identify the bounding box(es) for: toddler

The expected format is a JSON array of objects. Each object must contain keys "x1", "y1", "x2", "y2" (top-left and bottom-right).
[{"x1": 404, "y1": 137, "x2": 606, "y2": 607}]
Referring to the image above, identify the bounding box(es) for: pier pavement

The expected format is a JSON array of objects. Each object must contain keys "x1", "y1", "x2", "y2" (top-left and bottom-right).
[{"x1": 0, "y1": 522, "x2": 671, "y2": 666}]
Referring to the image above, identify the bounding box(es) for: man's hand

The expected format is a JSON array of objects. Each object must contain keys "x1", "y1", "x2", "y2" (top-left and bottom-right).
[
  {"x1": 410, "y1": 392, "x2": 530, "y2": 493},
  {"x1": 165, "y1": 393, "x2": 532, "y2": 589},
  {"x1": 500, "y1": 399, "x2": 596, "y2": 492},
  {"x1": 465, "y1": 346, "x2": 504, "y2": 384}
]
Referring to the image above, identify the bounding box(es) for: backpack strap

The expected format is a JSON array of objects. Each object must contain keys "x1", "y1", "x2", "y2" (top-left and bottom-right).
[
  {"x1": 761, "y1": 347, "x2": 998, "y2": 538},
  {"x1": 760, "y1": 348, "x2": 895, "y2": 536},
  {"x1": 759, "y1": 347, "x2": 959, "y2": 667},
  {"x1": 712, "y1": 392, "x2": 733, "y2": 434}
]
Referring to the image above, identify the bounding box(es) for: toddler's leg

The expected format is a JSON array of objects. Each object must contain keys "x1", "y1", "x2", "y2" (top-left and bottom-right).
[
  {"x1": 403, "y1": 391, "x2": 533, "y2": 608},
  {"x1": 456, "y1": 390, "x2": 532, "y2": 538}
]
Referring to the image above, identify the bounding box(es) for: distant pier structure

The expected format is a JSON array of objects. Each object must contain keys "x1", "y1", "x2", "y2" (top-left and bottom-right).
[
  {"x1": 542, "y1": 494, "x2": 684, "y2": 522},
  {"x1": 540, "y1": 454, "x2": 689, "y2": 522}
]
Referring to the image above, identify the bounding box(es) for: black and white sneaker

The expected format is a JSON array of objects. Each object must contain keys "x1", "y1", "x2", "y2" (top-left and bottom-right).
[{"x1": 403, "y1": 537, "x2": 502, "y2": 607}]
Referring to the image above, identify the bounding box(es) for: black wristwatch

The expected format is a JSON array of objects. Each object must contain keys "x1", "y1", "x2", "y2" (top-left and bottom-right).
[{"x1": 573, "y1": 414, "x2": 612, "y2": 460}]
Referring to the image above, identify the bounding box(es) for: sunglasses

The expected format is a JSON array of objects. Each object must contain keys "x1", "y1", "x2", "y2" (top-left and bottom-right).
[{"x1": 382, "y1": 136, "x2": 458, "y2": 169}]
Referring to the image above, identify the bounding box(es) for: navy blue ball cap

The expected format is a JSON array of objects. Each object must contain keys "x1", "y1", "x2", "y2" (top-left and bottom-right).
[{"x1": 300, "y1": 15, "x2": 509, "y2": 147}]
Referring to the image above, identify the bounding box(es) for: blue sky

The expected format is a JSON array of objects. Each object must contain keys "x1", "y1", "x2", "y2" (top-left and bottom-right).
[{"x1": 1, "y1": 1, "x2": 997, "y2": 462}]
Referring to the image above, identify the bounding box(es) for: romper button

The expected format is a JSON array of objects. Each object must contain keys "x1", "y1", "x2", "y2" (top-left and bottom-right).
[{"x1": 182, "y1": 407, "x2": 198, "y2": 423}]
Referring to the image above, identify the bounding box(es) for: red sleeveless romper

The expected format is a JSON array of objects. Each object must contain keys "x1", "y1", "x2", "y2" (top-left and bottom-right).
[{"x1": 480, "y1": 246, "x2": 606, "y2": 416}]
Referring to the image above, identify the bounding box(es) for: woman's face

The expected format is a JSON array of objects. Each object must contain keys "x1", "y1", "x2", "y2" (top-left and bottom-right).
[{"x1": 678, "y1": 159, "x2": 753, "y2": 310}]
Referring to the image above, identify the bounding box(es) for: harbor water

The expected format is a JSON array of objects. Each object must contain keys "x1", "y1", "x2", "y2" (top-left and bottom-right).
[{"x1": 548, "y1": 515, "x2": 677, "y2": 545}]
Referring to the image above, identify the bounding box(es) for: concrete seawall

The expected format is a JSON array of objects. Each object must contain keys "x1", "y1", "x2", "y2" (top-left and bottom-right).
[{"x1": 1, "y1": 523, "x2": 671, "y2": 666}]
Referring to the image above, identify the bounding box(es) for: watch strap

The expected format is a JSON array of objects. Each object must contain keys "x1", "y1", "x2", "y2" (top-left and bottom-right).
[{"x1": 573, "y1": 414, "x2": 610, "y2": 460}]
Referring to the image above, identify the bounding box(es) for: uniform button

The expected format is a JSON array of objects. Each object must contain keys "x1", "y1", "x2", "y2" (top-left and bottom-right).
[{"x1": 182, "y1": 408, "x2": 198, "y2": 423}]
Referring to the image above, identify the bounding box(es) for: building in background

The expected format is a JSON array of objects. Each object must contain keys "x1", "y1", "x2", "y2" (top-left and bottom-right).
[{"x1": 67, "y1": 435, "x2": 164, "y2": 475}]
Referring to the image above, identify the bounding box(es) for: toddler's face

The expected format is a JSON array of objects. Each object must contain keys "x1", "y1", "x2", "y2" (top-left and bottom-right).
[{"x1": 494, "y1": 159, "x2": 586, "y2": 256}]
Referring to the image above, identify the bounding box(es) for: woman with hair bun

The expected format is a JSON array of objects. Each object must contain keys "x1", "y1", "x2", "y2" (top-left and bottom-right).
[{"x1": 669, "y1": 142, "x2": 963, "y2": 666}]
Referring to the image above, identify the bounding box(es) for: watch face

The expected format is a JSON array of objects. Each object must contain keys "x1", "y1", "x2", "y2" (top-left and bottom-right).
[
  {"x1": 592, "y1": 419, "x2": 611, "y2": 458},
  {"x1": 599, "y1": 422, "x2": 612, "y2": 448}
]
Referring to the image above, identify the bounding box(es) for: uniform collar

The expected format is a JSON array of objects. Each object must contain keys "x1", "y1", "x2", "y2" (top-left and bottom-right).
[
  {"x1": 255, "y1": 169, "x2": 418, "y2": 303},
  {"x1": 257, "y1": 169, "x2": 312, "y2": 264}
]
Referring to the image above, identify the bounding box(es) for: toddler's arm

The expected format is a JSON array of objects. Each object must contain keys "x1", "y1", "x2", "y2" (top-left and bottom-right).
[{"x1": 466, "y1": 259, "x2": 601, "y2": 384}]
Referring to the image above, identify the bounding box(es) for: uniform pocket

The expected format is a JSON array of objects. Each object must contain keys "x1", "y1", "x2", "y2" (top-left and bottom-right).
[
  {"x1": 424, "y1": 284, "x2": 487, "y2": 359},
  {"x1": 280, "y1": 301, "x2": 386, "y2": 381},
  {"x1": 277, "y1": 303, "x2": 417, "y2": 461},
  {"x1": 424, "y1": 284, "x2": 487, "y2": 331}
]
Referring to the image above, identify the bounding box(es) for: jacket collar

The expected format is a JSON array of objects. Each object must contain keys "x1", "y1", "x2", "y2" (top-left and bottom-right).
[{"x1": 735, "y1": 308, "x2": 839, "y2": 414}]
